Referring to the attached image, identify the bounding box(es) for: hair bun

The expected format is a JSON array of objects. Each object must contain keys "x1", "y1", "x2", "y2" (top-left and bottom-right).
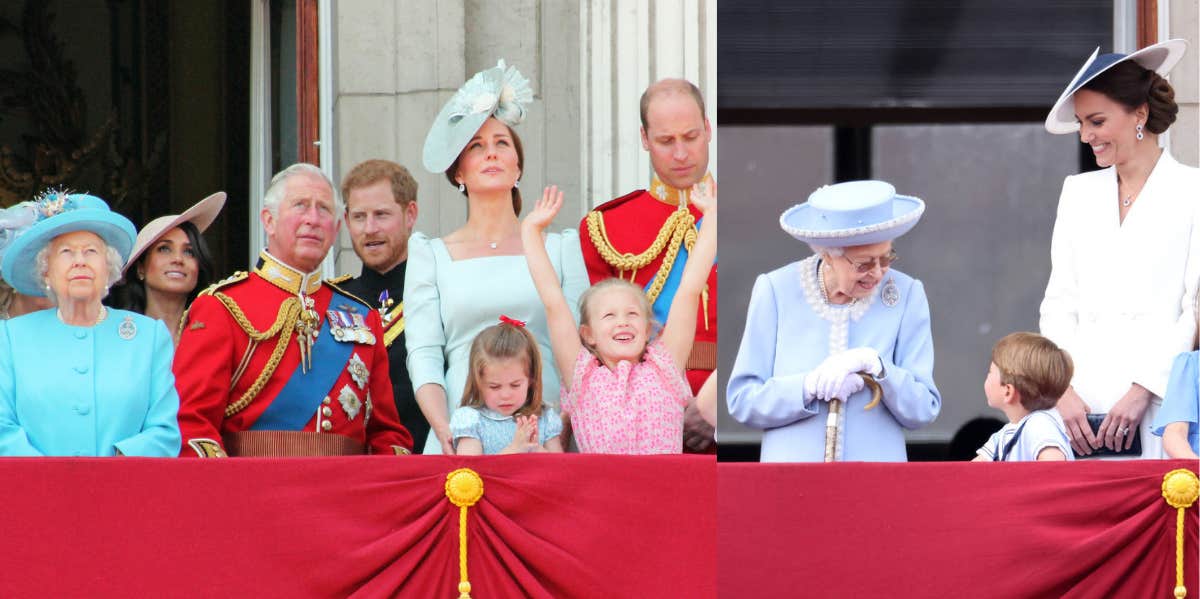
[{"x1": 1144, "y1": 72, "x2": 1178, "y2": 134}]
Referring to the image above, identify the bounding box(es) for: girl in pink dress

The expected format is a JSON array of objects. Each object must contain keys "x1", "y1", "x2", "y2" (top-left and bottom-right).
[{"x1": 521, "y1": 183, "x2": 717, "y2": 454}]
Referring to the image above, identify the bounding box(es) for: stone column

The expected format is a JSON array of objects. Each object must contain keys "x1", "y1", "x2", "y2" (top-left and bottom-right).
[
  {"x1": 580, "y1": 0, "x2": 718, "y2": 211},
  {"x1": 1167, "y1": 0, "x2": 1197, "y2": 167}
]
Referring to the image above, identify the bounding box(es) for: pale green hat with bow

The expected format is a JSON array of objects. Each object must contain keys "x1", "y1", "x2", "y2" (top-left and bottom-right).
[{"x1": 422, "y1": 59, "x2": 533, "y2": 174}]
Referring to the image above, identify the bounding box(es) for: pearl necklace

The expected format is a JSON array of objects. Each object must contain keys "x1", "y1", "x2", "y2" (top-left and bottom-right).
[
  {"x1": 799, "y1": 255, "x2": 873, "y2": 356},
  {"x1": 57, "y1": 306, "x2": 107, "y2": 327},
  {"x1": 800, "y1": 254, "x2": 874, "y2": 463}
]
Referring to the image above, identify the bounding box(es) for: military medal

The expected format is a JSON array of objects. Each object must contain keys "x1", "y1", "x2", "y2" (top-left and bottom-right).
[
  {"x1": 118, "y1": 316, "x2": 137, "y2": 340},
  {"x1": 326, "y1": 307, "x2": 376, "y2": 345},
  {"x1": 378, "y1": 290, "x2": 396, "y2": 326},
  {"x1": 881, "y1": 278, "x2": 900, "y2": 307},
  {"x1": 348, "y1": 352, "x2": 369, "y2": 389},
  {"x1": 363, "y1": 391, "x2": 373, "y2": 428},
  {"x1": 349, "y1": 313, "x2": 376, "y2": 344},
  {"x1": 338, "y1": 384, "x2": 362, "y2": 420}
]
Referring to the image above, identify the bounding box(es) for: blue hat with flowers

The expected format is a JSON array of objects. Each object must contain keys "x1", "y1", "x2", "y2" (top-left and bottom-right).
[
  {"x1": 422, "y1": 59, "x2": 533, "y2": 173},
  {"x1": 1045, "y1": 39, "x2": 1188, "y2": 134},
  {"x1": 780, "y1": 180, "x2": 925, "y2": 247},
  {"x1": 0, "y1": 190, "x2": 136, "y2": 296}
]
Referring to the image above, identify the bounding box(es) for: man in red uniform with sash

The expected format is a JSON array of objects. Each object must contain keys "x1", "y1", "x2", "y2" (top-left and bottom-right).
[
  {"x1": 579, "y1": 79, "x2": 717, "y2": 451},
  {"x1": 173, "y1": 163, "x2": 412, "y2": 457}
]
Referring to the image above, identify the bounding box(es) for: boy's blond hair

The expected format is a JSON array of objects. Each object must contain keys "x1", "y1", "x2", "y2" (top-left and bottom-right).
[{"x1": 991, "y1": 332, "x2": 1073, "y2": 412}]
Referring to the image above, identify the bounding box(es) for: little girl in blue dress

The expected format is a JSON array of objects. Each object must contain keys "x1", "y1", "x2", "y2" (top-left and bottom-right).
[
  {"x1": 449, "y1": 317, "x2": 564, "y2": 454},
  {"x1": 1153, "y1": 292, "x2": 1199, "y2": 460}
]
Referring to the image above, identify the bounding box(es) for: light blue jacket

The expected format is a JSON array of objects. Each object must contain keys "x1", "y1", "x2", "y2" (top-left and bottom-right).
[
  {"x1": 727, "y1": 259, "x2": 941, "y2": 462},
  {"x1": 0, "y1": 309, "x2": 181, "y2": 456}
]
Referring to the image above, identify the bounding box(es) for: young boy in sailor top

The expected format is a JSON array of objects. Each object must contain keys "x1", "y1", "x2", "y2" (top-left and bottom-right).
[{"x1": 974, "y1": 332, "x2": 1074, "y2": 462}]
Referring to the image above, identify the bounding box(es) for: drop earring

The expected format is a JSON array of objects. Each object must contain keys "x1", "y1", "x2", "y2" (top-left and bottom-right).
[
  {"x1": 514, "y1": 179, "x2": 520, "y2": 189},
  {"x1": 1136, "y1": 123, "x2": 1144, "y2": 141},
  {"x1": 458, "y1": 182, "x2": 465, "y2": 192}
]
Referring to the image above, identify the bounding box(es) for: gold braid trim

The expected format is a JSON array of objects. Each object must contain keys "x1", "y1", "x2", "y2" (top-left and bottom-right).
[
  {"x1": 586, "y1": 208, "x2": 688, "y2": 281},
  {"x1": 586, "y1": 207, "x2": 698, "y2": 304},
  {"x1": 644, "y1": 212, "x2": 697, "y2": 304},
  {"x1": 382, "y1": 301, "x2": 405, "y2": 348},
  {"x1": 212, "y1": 292, "x2": 302, "y2": 417}
]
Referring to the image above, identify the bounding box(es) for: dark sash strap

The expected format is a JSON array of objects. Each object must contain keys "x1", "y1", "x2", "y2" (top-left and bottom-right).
[
  {"x1": 994, "y1": 419, "x2": 1030, "y2": 462},
  {"x1": 251, "y1": 290, "x2": 357, "y2": 431}
]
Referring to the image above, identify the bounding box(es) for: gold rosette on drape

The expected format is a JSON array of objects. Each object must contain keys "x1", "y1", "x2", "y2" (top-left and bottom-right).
[
  {"x1": 1162, "y1": 468, "x2": 1199, "y2": 599},
  {"x1": 445, "y1": 468, "x2": 485, "y2": 599}
]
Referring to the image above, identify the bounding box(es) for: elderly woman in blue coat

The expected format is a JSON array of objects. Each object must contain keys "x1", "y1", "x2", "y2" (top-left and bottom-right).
[
  {"x1": 0, "y1": 191, "x2": 181, "y2": 457},
  {"x1": 727, "y1": 180, "x2": 941, "y2": 462}
]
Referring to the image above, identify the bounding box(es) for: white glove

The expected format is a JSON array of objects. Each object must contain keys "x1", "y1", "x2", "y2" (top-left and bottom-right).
[
  {"x1": 803, "y1": 370, "x2": 822, "y2": 402},
  {"x1": 830, "y1": 372, "x2": 866, "y2": 401},
  {"x1": 813, "y1": 347, "x2": 883, "y2": 400}
]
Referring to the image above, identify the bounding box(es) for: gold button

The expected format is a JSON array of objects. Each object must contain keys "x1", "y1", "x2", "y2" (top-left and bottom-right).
[
  {"x1": 322, "y1": 406, "x2": 333, "y2": 417},
  {"x1": 322, "y1": 396, "x2": 331, "y2": 405},
  {"x1": 321, "y1": 420, "x2": 332, "y2": 431}
]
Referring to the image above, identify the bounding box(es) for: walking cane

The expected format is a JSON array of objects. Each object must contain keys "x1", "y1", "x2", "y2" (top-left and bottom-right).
[{"x1": 823, "y1": 373, "x2": 884, "y2": 462}]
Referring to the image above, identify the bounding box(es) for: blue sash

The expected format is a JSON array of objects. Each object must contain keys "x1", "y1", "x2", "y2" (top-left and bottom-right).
[
  {"x1": 251, "y1": 291, "x2": 358, "y2": 431},
  {"x1": 645, "y1": 216, "x2": 715, "y2": 325}
]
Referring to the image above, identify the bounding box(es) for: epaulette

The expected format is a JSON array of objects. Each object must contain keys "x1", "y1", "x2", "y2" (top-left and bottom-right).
[
  {"x1": 328, "y1": 273, "x2": 353, "y2": 284},
  {"x1": 181, "y1": 271, "x2": 248, "y2": 333},
  {"x1": 325, "y1": 279, "x2": 372, "y2": 310},
  {"x1": 197, "y1": 271, "x2": 249, "y2": 297},
  {"x1": 587, "y1": 189, "x2": 647, "y2": 214}
]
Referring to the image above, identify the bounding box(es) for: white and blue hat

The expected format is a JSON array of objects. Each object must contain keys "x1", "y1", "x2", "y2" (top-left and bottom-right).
[
  {"x1": 422, "y1": 59, "x2": 533, "y2": 173},
  {"x1": 1045, "y1": 39, "x2": 1188, "y2": 134},
  {"x1": 780, "y1": 180, "x2": 925, "y2": 247},
  {"x1": 0, "y1": 191, "x2": 136, "y2": 296}
]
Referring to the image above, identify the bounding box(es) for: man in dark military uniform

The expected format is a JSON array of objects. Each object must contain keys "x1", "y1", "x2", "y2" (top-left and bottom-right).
[
  {"x1": 334, "y1": 159, "x2": 428, "y2": 451},
  {"x1": 173, "y1": 163, "x2": 412, "y2": 457},
  {"x1": 579, "y1": 79, "x2": 717, "y2": 452}
]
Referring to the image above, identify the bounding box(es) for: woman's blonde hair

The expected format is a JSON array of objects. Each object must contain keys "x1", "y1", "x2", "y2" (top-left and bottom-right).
[
  {"x1": 460, "y1": 321, "x2": 543, "y2": 416},
  {"x1": 577, "y1": 278, "x2": 659, "y2": 354}
]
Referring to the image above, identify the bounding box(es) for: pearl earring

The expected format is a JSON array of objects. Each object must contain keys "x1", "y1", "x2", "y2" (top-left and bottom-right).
[{"x1": 1136, "y1": 123, "x2": 1144, "y2": 141}]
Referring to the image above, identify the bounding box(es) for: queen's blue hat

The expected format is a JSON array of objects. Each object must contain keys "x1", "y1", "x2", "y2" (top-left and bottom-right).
[
  {"x1": 780, "y1": 180, "x2": 925, "y2": 247},
  {"x1": 422, "y1": 59, "x2": 533, "y2": 173},
  {"x1": 0, "y1": 191, "x2": 136, "y2": 296},
  {"x1": 1045, "y1": 39, "x2": 1188, "y2": 134}
]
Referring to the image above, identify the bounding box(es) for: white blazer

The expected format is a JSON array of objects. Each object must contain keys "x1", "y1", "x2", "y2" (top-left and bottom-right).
[{"x1": 1040, "y1": 151, "x2": 1200, "y2": 457}]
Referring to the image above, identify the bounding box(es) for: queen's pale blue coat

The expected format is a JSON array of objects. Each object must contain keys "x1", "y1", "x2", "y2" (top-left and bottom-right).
[
  {"x1": 727, "y1": 257, "x2": 941, "y2": 462},
  {"x1": 0, "y1": 309, "x2": 181, "y2": 456}
]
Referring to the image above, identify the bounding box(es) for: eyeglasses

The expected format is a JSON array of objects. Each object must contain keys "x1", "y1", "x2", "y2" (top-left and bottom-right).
[{"x1": 841, "y1": 250, "x2": 898, "y2": 274}]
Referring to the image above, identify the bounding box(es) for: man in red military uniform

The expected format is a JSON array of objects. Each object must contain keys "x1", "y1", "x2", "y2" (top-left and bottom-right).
[
  {"x1": 579, "y1": 79, "x2": 717, "y2": 451},
  {"x1": 174, "y1": 163, "x2": 412, "y2": 457}
]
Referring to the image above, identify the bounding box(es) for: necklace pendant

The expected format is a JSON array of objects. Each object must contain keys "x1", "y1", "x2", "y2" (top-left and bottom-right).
[
  {"x1": 489, "y1": 242, "x2": 498, "y2": 249},
  {"x1": 1122, "y1": 197, "x2": 1132, "y2": 207}
]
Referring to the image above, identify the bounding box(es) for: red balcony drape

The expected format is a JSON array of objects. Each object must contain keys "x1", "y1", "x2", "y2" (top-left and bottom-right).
[
  {"x1": 719, "y1": 460, "x2": 1199, "y2": 598},
  {"x1": 0, "y1": 454, "x2": 715, "y2": 598}
]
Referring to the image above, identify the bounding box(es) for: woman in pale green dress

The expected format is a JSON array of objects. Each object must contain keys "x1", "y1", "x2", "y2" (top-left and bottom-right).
[{"x1": 406, "y1": 60, "x2": 587, "y2": 454}]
